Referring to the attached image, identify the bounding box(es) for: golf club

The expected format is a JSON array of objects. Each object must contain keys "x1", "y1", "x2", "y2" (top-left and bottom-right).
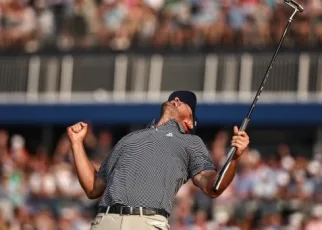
[{"x1": 213, "y1": 0, "x2": 304, "y2": 192}]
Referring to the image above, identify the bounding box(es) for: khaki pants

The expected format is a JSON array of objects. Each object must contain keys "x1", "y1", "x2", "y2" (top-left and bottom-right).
[{"x1": 90, "y1": 212, "x2": 170, "y2": 230}]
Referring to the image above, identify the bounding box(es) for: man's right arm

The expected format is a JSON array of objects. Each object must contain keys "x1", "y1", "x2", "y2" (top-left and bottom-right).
[
  {"x1": 67, "y1": 122, "x2": 105, "y2": 199},
  {"x1": 71, "y1": 142, "x2": 105, "y2": 199}
]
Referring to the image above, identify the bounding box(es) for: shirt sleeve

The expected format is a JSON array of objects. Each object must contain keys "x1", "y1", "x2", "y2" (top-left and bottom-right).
[
  {"x1": 96, "y1": 154, "x2": 109, "y2": 183},
  {"x1": 187, "y1": 136, "x2": 216, "y2": 179},
  {"x1": 96, "y1": 137, "x2": 125, "y2": 184}
]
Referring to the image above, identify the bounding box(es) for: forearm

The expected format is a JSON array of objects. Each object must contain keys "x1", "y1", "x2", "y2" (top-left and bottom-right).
[
  {"x1": 197, "y1": 126, "x2": 249, "y2": 198},
  {"x1": 212, "y1": 158, "x2": 239, "y2": 197},
  {"x1": 71, "y1": 142, "x2": 96, "y2": 196},
  {"x1": 197, "y1": 158, "x2": 239, "y2": 198}
]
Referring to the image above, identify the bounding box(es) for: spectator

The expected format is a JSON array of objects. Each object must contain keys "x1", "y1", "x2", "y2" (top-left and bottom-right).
[
  {"x1": 0, "y1": 126, "x2": 321, "y2": 229},
  {"x1": 53, "y1": 134, "x2": 73, "y2": 165},
  {"x1": 96, "y1": 0, "x2": 129, "y2": 48},
  {"x1": 227, "y1": 0, "x2": 249, "y2": 46},
  {"x1": 28, "y1": 150, "x2": 56, "y2": 212},
  {"x1": 10, "y1": 135, "x2": 29, "y2": 170},
  {"x1": 64, "y1": 0, "x2": 97, "y2": 49},
  {"x1": 0, "y1": 130, "x2": 11, "y2": 178},
  {"x1": 0, "y1": 0, "x2": 36, "y2": 50},
  {"x1": 32, "y1": 208, "x2": 56, "y2": 230},
  {"x1": 209, "y1": 130, "x2": 229, "y2": 168},
  {"x1": 33, "y1": 0, "x2": 55, "y2": 50},
  {"x1": 189, "y1": 210, "x2": 216, "y2": 230},
  {"x1": 0, "y1": 210, "x2": 10, "y2": 230},
  {"x1": 284, "y1": 212, "x2": 305, "y2": 230},
  {"x1": 0, "y1": 0, "x2": 322, "y2": 51},
  {"x1": 305, "y1": 205, "x2": 322, "y2": 230}
]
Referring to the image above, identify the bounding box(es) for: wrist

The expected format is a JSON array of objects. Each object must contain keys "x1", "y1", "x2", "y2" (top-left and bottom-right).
[
  {"x1": 232, "y1": 154, "x2": 241, "y2": 162},
  {"x1": 71, "y1": 140, "x2": 84, "y2": 148}
]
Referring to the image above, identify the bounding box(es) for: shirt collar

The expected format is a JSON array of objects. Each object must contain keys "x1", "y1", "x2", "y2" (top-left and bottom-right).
[
  {"x1": 146, "y1": 119, "x2": 156, "y2": 128},
  {"x1": 147, "y1": 118, "x2": 185, "y2": 134}
]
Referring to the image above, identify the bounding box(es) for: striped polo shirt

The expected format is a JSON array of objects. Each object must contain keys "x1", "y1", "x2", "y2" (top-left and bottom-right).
[{"x1": 96, "y1": 119, "x2": 216, "y2": 214}]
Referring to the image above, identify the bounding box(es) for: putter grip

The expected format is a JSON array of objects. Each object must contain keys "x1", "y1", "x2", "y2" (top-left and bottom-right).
[{"x1": 212, "y1": 118, "x2": 250, "y2": 192}]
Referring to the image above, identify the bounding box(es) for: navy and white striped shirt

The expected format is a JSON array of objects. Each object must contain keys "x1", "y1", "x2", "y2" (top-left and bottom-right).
[{"x1": 96, "y1": 119, "x2": 216, "y2": 214}]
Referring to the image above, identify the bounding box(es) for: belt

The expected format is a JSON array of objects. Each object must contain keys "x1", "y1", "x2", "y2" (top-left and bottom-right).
[{"x1": 98, "y1": 204, "x2": 170, "y2": 218}]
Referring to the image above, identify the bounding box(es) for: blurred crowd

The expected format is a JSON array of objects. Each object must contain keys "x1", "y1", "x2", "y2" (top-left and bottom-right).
[
  {"x1": 0, "y1": 0, "x2": 322, "y2": 52},
  {"x1": 0, "y1": 126, "x2": 322, "y2": 230},
  {"x1": 0, "y1": 127, "x2": 112, "y2": 230}
]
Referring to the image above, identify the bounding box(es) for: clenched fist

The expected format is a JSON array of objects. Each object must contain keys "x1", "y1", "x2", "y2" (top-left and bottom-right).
[{"x1": 67, "y1": 122, "x2": 88, "y2": 144}]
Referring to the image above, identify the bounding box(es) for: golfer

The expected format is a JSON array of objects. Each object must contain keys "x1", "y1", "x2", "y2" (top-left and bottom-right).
[{"x1": 67, "y1": 90, "x2": 250, "y2": 230}]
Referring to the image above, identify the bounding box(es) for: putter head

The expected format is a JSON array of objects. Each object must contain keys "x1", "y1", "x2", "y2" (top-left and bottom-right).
[{"x1": 284, "y1": 0, "x2": 304, "y2": 12}]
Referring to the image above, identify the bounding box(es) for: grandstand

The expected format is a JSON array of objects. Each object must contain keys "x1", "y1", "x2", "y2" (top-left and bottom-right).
[{"x1": 0, "y1": 0, "x2": 322, "y2": 229}]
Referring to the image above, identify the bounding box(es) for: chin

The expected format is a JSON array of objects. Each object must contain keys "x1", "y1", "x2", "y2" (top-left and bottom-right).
[
  {"x1": 162, "y1": 101, "x2": 174, "y2": 110},
  {"x1": 161, "y1": 102, "x2": 177, "y2": 115}
]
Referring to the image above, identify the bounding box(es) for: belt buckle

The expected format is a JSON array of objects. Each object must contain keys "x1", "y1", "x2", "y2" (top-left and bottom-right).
[{"x1": 120, "y1": 206, "x2": 132, "y2": 215}]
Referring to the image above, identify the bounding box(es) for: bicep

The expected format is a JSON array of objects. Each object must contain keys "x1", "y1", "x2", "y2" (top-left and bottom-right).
[{"x1": 88, "y1": 175, "x2": 106, "y2": 199}]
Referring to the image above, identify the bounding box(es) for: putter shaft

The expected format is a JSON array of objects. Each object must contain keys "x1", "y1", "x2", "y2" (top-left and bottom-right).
[{"x1": 213, "y1": 4, "x2": 303, "y2": 192}]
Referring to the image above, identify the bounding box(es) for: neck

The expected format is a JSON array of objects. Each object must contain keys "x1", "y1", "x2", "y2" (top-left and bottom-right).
[{"x1": 156, "y1": 114, "x2": 173, "y2": 127}]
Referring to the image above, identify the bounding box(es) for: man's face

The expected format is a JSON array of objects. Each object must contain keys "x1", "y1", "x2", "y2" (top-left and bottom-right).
[{"x1": 162, "y1": 97, "x2": 193, "y2": 133}]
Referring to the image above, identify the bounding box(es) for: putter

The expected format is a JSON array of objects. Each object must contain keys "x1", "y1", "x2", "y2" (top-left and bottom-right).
[{"x1": 213, "y1": 0, "x2": 304, "y2": 192}]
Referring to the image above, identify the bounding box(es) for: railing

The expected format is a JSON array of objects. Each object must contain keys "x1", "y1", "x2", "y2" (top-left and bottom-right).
[{"x1": 0, "y1": 51, "x2": 321, "y2": 104}]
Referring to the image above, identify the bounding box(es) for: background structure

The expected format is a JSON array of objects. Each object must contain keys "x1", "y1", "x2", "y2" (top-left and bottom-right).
[{"x1": 0, "y1": 0, "x2": 322, "y2": 229}]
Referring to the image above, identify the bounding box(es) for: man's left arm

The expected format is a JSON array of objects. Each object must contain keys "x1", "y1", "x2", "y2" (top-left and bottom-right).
[{"x1": 191, "y1": 126, "x2": 249, "y2": 198}]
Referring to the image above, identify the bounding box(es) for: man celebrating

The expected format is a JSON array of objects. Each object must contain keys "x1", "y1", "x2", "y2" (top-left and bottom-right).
[{"x1": 67, "y1": 90, "x2": 249, "y2": 230}]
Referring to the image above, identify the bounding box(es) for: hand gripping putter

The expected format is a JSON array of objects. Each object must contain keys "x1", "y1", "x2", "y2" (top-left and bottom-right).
[{"x1": 213, "y1": 0, "x2": 304, "y2": 192}]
